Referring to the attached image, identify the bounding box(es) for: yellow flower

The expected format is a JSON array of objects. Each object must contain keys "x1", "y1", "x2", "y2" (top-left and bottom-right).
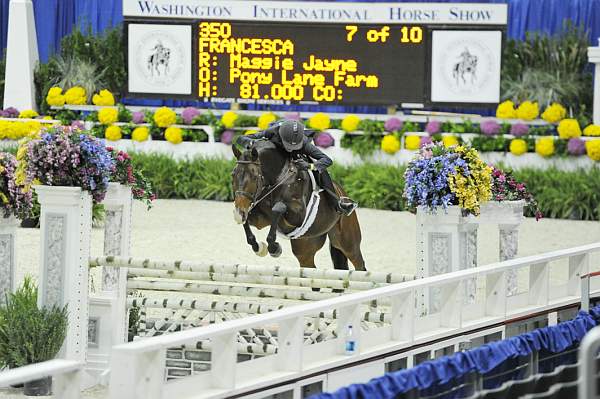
[
  {"x1": 535, "y1": 137, "x2": 555, "y2": 157},
  {"x1": 221, "y1": 111, "x2": 238, "y2": 128},
  {"x1": 132, "y1": 126, "x2": 149, "y2": 142},
  {"x1": 153, "y1": 107, "x2": 177, "y2": 128},
  {"x1": 105, "y1": 125, "x2": 122, "y2": 141},
  {"x1": 541, "y1": 103, "x2": 566, "y2": 123},
  {"x1": 442, "y1": 135, "x2": 459, "y2": 148},
  {"x1": 381, "y1": 134, "x2": 400, "y2": 154},
  {"x1": 257, "y1": 112, "x2": 277, "y2": 130},
  {"x1": 516, "y1": 101, "x2": 539, "y2": 121},
  {"x1": 404, "y1": 135, "x2": 421, "y2": 150},
  {"x1": 509, "y1": 139, "x2": 528, "y2": 156},
  {"x1": 18, "y1": 110, "x2": 39, "y2": 119},
  {"x1": 308, "y1": 113, "x2": 330, "y2": 131},
  {"x1": 447, "y1": 156, "x2": 492, "y2": 216},
  {"x1": 557, "y1": 119, "x2": 581, "y2": 139},
  {"x1": 244, "y1": 130, "x2": 258, "y2": 135},
  {"x1": 42, "y1": 116, "x2": 53, "y2": 120},
  {"x1": 583, "y1": 124, "x2": 600, "y2": 137},
  {"x1": 165, "y1": 126, "x2": 183, "y2": 144},
  {"x1": 496, "y1": 100, "x2": 517, "y2": 119},
  {"x1": 98, "y1": 107, "x2": 118, "y2": 125},
  {"x1": 341, "y1": 115, "x2": 360, "y2": 133},
  {"x1": 92, "y1": 89, "x2": 115, "y2": 106},
  {"x1": 64, "y1": 86, "x2": 87, "y2": 105},
  {"x1": 46, "y1": 87, "x2": 65, "y2": 106},
  {"x1": 586, "y1": 140, "x2": 600, "y2": 161}
]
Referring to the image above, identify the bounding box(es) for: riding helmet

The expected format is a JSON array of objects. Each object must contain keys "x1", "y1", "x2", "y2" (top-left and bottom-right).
[{"x1": 278, "y1": 120, "x2": 304, "y2": 152}]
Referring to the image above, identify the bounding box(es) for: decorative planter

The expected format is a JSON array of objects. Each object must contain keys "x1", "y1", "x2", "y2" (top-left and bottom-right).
[
  {"x1": 0, "y1": 214, "x2": 19, "y2": 304},
  {"x1": 416, "y1": 206, "x2": 478, "y2": 315},
  {"x1": 23, "y1": 376, "x2": 52, "y2": 396},
  {"x1": 34, "y1": 185, "x2": 92, "y2": 363}
]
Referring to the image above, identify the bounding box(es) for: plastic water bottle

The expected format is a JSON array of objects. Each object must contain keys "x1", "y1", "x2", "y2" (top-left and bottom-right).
[{"x1": 344, "y1": 325, "x2": 356, "y2": 355}]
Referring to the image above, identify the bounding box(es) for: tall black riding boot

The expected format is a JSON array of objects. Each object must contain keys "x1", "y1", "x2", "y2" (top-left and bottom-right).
[{"x1": 319, "y1": 171, "x2": 357, "y2": 216}]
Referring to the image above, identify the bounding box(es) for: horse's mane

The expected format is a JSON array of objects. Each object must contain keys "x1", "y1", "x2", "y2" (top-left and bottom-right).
[{"x1": 248, "y1": 139, "x2": 288, "y2": 181}]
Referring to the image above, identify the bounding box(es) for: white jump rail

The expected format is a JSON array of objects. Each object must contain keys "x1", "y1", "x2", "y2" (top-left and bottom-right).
[
  {"x1": 0, "y1": 359, "x2": 83, "y2": 399},
  {"x1": 109, "y1": 243, "x2": 600, "y2": 399}
]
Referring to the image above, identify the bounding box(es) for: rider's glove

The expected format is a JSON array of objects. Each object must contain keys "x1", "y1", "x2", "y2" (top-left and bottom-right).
[{"x1": 294, "y1": 159, "x2": 310, "y2": 171}]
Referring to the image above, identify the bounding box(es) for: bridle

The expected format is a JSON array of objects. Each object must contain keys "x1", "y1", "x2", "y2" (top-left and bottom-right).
[{"x1": 234, "y1": 158, "x2": 294, "y2": 213}]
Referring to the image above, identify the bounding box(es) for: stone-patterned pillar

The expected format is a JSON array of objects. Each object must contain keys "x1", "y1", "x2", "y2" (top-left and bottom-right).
[
  {"x1": 0, "y1": 215, "x2": 19, "y2": 303},
  {"x1": 480, "y1": 200, "x2": 525, "y2": 297},
  {"x1": 416, "y1": 206, "x2": 478, "y2": 315},
  {"x1": 35, "y1": 185, "x2": 92, "y2": 363},
  {"x1": 101, "y1": 182, "x2": 132, "y2": 291}
]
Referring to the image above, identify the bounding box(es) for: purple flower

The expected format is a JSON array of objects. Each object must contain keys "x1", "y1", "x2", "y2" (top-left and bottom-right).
[
  {"x1": 425, "y1": 121, "x2": 442, "y2": 135},
  {"x1": 220, "y1": 130, "x2": 235, "y2": 145},
  {"x1": 384, "y1": 117, "x2": 403, "y2": 132},
  {"x1": 480, "y1": 120, "x2": 501, "y2": 136},
  {"x1": 71, "y1": 120, "x2": 85, "y2": 131},
  {"x1": 314, "y1": 132, "x2": 334, "y2": 148},
  {"x1": 131, "y1": 111, "x2": 145, "y2": 124},
  {"x1": 567, "y1": 137, "x2": 586, "y2": 155},
  {"x1": 284, "y1": 112, "x2": 302, "y2": 121},
  {"x1": 181, "y1": 107, "x2": 200, "y2": 125},
  {"x1": 3, "y1": 107, "x2": 19, "y2": 118},
  {"x1": 510, "y1": 123, "x2": 529, "y2": 137},
  {"x1": 420, "y1": 136, "x2": 433, "y2": 147}
]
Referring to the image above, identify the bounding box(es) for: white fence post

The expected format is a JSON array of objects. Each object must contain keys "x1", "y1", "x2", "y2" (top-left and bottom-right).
[
  {"x1": 35, "y1": 185, "x2": 92, "y2": 363},
  {"x1": 568, "y1": 253, "x2": 589, "y2": 296},
  {"x1": 529, "y1": 262, "x2": 549, "y2": 306},
  {"x1": 336, "y1": 304, "x2": 362, "y2": 355},
  {"x1": 211, "y1": 332, "x2": 238, "y2": 390},
  {"x1": 485, "y1": 271, "x2": 507, "y2": 318},
  {"x1": 102, "y1": 182, "x2": 132, "y2": 290},
  {"x1": 439, "y1": 282, "x2": 462, "y2": 328},
  {"x1": 53, "y1": 368, "x2": 83, "y2": 399},
  {"x1": 391, "y1": 291, "x2": 415, "y2": 342},
  {"x1": 109, "y1": 348, "x2": 165, "y2": 399},
  {"x1": 277, "y1": 316, "x2": 304, "y2": 372},
  {"x1": 0, "y1": 215, "x2": 19, "y2": 303}
]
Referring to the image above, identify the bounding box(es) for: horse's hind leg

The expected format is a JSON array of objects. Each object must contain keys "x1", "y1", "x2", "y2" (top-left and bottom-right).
[
  {"x1": 291, "y1": 235, "x2": 327, "y2": 269},
  {"x1": 329, "y1": 213, "x2": 366, "y2": 271}
]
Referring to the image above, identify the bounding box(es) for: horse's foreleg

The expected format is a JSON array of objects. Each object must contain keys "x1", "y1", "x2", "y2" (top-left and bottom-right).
[
  {"x1": 266, "y1": 201, "x2": 287, "y2": 257},
  {"x1": 244, "y1": 222, "x2": 267, "y2": 257}
]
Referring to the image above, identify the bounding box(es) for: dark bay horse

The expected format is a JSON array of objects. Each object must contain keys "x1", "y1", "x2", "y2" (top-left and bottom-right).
[{"x1": 232, "y1": 140, "x2": 366, "y2": 271}]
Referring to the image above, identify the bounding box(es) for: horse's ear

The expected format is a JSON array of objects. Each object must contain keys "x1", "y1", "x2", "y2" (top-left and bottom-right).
[
  {"x1": 232, "y1": 144, "x2": 242, "y2": 159},
  {"x1": 250, "y1": 147, "x2": 259, "y2": 161}
]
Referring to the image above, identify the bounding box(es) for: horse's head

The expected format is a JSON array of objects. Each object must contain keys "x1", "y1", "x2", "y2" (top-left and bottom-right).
[{"x1": 231, "y1": 141, "x2": 282, "y2": 224}]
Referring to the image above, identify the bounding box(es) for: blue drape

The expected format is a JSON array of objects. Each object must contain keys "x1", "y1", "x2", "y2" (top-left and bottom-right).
[
  {"x1": 310, "y1": 306, "x2": 600, "y2": 399},
  {"x1": 0, "y1": 0, "x2": 598, "y2": 113}
]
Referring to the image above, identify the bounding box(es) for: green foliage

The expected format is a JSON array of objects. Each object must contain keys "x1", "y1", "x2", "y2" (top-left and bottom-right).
[
  {"x1": 125, "y1": 153, "x2": 600, "y2": 221},
  {"x1": 471, "y1": 136, "x2": 509, "y2": 152},
  {"x1": 513, "y1": 168, "x2": 600, "y2": 220},
  {"x1": 341, "y1": 119, "x2": 385, "y2": 157},
  {"x1": 34, "y1": 26, "x2": 125, "y2": 112},
  {"x1": 0, "y1": 277, "x2": 68, "y2": 367},
  {"x1": 501, "y1": 22, "x2": 592, "y2": 118}
]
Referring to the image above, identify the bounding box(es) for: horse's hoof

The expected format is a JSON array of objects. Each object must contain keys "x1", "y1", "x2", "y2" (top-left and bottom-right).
[
  {"x1": 255, "y1": 242, "x2": 268, "y2": 257},
  {"x1": 269, "y1": 243, "x2": 282, "y2": 258}
]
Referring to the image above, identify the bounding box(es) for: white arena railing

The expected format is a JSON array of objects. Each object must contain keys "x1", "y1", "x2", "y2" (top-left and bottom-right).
[
  {"x1": 109, "y1": 243, "x2": 600, "y2": 399},
  {"x1": 0, "y1": 360, "x2": 83, "y2": 398}
]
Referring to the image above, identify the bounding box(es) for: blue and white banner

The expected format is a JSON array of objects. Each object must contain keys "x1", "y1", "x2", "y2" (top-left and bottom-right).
[{"x1": 123, "y1": 1, "x2": 508, "y2": 25}]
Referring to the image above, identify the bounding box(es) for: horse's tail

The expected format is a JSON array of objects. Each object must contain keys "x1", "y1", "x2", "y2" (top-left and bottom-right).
[{"x1": 329, "y1": 244, "x2": 349, "y2": 271}]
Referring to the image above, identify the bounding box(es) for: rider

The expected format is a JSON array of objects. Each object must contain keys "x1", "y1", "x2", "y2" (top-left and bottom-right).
[{"x1": 236, "y1": 119, "x2": 357, "y2": 216}]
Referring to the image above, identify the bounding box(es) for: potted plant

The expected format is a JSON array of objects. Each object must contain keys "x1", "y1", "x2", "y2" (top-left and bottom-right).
[
  {"x1": 0, "y1": 277, "x2": 68, "y2": 396},
  {"x1": 485, "y1": 166, "x2": 543, "y2": 221}
]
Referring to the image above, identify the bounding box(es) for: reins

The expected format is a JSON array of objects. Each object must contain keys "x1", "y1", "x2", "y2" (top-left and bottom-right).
[{"x1": 235, "y1": 158, "x2": 295, "y2": 213}]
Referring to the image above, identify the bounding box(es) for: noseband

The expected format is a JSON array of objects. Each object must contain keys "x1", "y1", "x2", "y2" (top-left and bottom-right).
[{"x1": 235, "y1": 159, "x2": 294, "y2": 213}]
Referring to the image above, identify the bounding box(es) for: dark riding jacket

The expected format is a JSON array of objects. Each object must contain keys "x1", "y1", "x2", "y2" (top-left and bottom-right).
[{"x1": 236, "y1": 126, "x2": 333, "y2": 173}]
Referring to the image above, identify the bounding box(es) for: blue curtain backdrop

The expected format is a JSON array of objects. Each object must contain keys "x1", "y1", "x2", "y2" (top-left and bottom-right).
[{"x1": 0, "y1": 0, "x2": 599, "y2": 111}]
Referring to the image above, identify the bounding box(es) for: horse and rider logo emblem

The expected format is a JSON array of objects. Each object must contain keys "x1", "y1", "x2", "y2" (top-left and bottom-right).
[
  {"x1": 453, "y1": 48, "x2": 478, "y2": 86},
  {"x1": 135, "y1": 31, "x2": 184, "y2": 87},
  {"x1": 438, "y1": 37, "x2": 494, "y2": 96}
]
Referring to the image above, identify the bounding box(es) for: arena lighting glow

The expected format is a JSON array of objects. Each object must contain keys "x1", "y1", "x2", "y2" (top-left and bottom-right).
[{"x1": 197, "y1": 21, "x2": 427, "y2": 105}]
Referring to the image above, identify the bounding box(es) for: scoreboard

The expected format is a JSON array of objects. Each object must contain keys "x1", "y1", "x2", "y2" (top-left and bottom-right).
[
  {"x1": 197, "y1": 21, "x2": 427, "y2": 105},
  {"x1": 124, "y1": 1, "x2": 507, "y2": 106}
]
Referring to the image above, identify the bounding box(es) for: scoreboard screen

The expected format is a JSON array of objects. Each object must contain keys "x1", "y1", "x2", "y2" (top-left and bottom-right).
[{"x1": 197, "y1": 21, "x2": 427, "y2": 105}]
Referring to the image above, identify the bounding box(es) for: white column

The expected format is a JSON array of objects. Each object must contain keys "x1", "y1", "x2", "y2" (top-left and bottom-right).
[
  {"x1": 35, "y1": 186, "x2": 92, "y2": 363},
  {"x1": 0, "y1": 215, "x2": 19, "y2": 303},
  {"x1": 3, "y1": 0, "x2": 38, "y2": 110},
  {"x1": 588, "y1": 40, "x2": 600, "y2": 125},
  {"x1": 416, "y1": 206, "x2": 478, "y2": 315},
  {"x1": 102, "y1": 182, "x2": 132, "y2": 290}
]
